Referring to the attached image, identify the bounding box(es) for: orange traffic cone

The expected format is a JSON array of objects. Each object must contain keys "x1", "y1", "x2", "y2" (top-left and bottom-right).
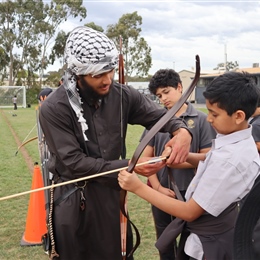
[{"x1": 20, "y1": 163, "x2": 47, "y2": 246}]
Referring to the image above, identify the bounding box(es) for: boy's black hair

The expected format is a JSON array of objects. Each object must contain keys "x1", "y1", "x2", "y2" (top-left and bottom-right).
[
  {"x1": 148, "y1": 69, "x2": 182, "y2": 95},
  {"x1": 38, "y1": 88, "x2": 53, "y2": 101},
  {"x1": 203, "y1": 71, "x2": 259, "y2": 120},
  {"x1": 256, "y1": 87, "x2": 260, "y2": 107}
]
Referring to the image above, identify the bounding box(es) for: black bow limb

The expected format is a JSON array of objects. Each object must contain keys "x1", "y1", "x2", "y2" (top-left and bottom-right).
[{"x1": 120, "y1": 55, "x2": 201, "y2": 257}]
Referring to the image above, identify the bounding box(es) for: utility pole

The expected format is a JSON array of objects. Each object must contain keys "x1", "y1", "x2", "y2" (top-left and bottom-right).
[{"x1": 224, "y1": 43, "x2": 228, "y2": 71}]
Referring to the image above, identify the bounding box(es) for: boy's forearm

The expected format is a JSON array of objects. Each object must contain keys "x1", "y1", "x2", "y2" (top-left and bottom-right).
[
  {"x1": 133, "y1": 183, "x2": 203, "y2": 221},
  {"x1": 148, "y1": 174, "x2": 160, "y2": 189},
  {"x1": 186, "y1": 153, "x2": 206, "y2": 167},
  {"x1": 168, "y1": 162, "x2": 194, "y2": 169},
  {"x1": 134, "y1": 182, "x2": 175, "y2": 214},
  {"x1": 134, "y1": 182, "x2": 186, "y2": 218}
]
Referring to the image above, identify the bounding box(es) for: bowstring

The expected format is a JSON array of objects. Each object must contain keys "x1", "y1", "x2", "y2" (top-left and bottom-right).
[{"x1": 16, "y1": 123, "x2": 37, "y2": 148}]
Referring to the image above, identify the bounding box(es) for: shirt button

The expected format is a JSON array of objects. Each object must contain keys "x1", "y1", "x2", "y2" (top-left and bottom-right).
[
  {"x1": 99, "y1": 132, "x2": 102, "y2": 136},
  {"x1": 103, "y1": 150, "x2": 106, "y2": 153}
]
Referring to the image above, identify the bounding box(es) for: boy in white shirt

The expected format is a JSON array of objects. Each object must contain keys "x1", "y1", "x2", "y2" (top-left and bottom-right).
[{"x1": 118, "y1": 71, "x2": 260, "y2": 259}]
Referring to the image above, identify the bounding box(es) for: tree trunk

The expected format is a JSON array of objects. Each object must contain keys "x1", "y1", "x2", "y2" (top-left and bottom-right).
[{"x1": 8, "y1": 48, "x2": 14, "y2": 86}]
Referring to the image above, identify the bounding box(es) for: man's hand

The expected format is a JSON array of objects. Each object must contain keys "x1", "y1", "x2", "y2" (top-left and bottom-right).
[
  {"x1": 133, "y1": 157, "x2": 166, "y2": 177},
  {"x1": 164, "y1": 128, "x2": 192, "y2": 165}
]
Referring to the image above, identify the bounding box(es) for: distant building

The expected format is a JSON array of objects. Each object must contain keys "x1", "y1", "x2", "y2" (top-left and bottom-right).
[
  {"x1": 178, "y1": 70, "x2": 196, "y2": 102},
  {"x1": 195, "y1": 65, "x2": 260, "y2": 104}
]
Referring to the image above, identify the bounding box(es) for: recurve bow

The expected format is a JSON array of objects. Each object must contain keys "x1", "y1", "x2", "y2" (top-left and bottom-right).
[
  {"x1": 118, "y1": 35, "x2": 128, "y2": 260},
  {"x1": 120, "y1": 55, "x2": 201, "y2": 257}
]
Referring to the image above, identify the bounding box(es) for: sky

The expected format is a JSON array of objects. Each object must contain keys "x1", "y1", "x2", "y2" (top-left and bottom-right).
[{"x1": 49, "y1": 0, "x2": 260, "y2": 75}]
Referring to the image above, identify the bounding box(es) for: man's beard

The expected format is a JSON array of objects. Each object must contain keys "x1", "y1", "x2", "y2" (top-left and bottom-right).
[{"x1": 78, "y1": 76, "x2": 113, "y2": 102}]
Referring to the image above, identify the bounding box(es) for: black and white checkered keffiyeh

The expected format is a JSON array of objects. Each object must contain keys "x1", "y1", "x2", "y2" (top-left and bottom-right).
[{"x1": 63, "y1": 26, "x2": 119, "y2": 141}]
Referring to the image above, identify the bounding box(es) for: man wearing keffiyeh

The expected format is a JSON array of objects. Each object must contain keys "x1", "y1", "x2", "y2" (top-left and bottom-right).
[{"x1": 39, "y1": 26, "x2": 192, "y2": 260}]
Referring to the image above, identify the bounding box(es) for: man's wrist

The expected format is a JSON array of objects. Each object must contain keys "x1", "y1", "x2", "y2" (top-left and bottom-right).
[{"x1": 173, "y1": 127, "x2": 193, "y2": 140}]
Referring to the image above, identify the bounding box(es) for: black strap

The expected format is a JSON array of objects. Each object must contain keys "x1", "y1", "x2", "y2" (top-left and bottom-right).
[
  {"x1": 45, "y1": 185, "x2": 79, "y2": 209},
  {"x1": 167, "y1": 168, "x2": 184, "y2": 201}
]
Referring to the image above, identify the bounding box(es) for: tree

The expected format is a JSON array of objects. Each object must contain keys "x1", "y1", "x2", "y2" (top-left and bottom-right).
[
  {"x1": 0, "y1": 46, "x2": 9, "y2": 83},
  {"x1": 0, "y1": 0, "x2": 86, "y2": 86},
  {"x1": 38, "y1": 1, "x2": 86, "y2": 86},
  {"x1": 0, "y1": 0, "x2": 41, "y2": 86},
  {"x1": 106, "y1": 11, "x2": 152, "y2": 81},
  {"x1": 44, "y1": 70, "x2": 63, "y2": 88},
  {"x1": 85, "y1": 22, "x2": 104, "y2": 32},
  {"x1": 49, "y1": 30, "x2": 69, "y2": 69},
  {"x1": 213, "y1": 61, "x2": 239, "y2": 71}
]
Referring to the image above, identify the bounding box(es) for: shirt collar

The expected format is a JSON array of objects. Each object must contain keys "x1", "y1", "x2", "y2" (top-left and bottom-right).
[
  {"x1": 213, "y1": 125, "x2": 252, "y2": 150},
  {"x1": 180, "y1": 102, "x2": 198, "y2": 117}
]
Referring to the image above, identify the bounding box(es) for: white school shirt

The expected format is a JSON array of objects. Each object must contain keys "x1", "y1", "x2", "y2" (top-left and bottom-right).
[{"x1": 184, "y1": 125, "x2": 260, "y2": 259}]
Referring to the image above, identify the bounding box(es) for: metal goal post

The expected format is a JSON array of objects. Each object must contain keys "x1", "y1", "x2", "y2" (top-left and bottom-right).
[{"x1": 0, "y1": 86, "x2": 26, "y2": 108}]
